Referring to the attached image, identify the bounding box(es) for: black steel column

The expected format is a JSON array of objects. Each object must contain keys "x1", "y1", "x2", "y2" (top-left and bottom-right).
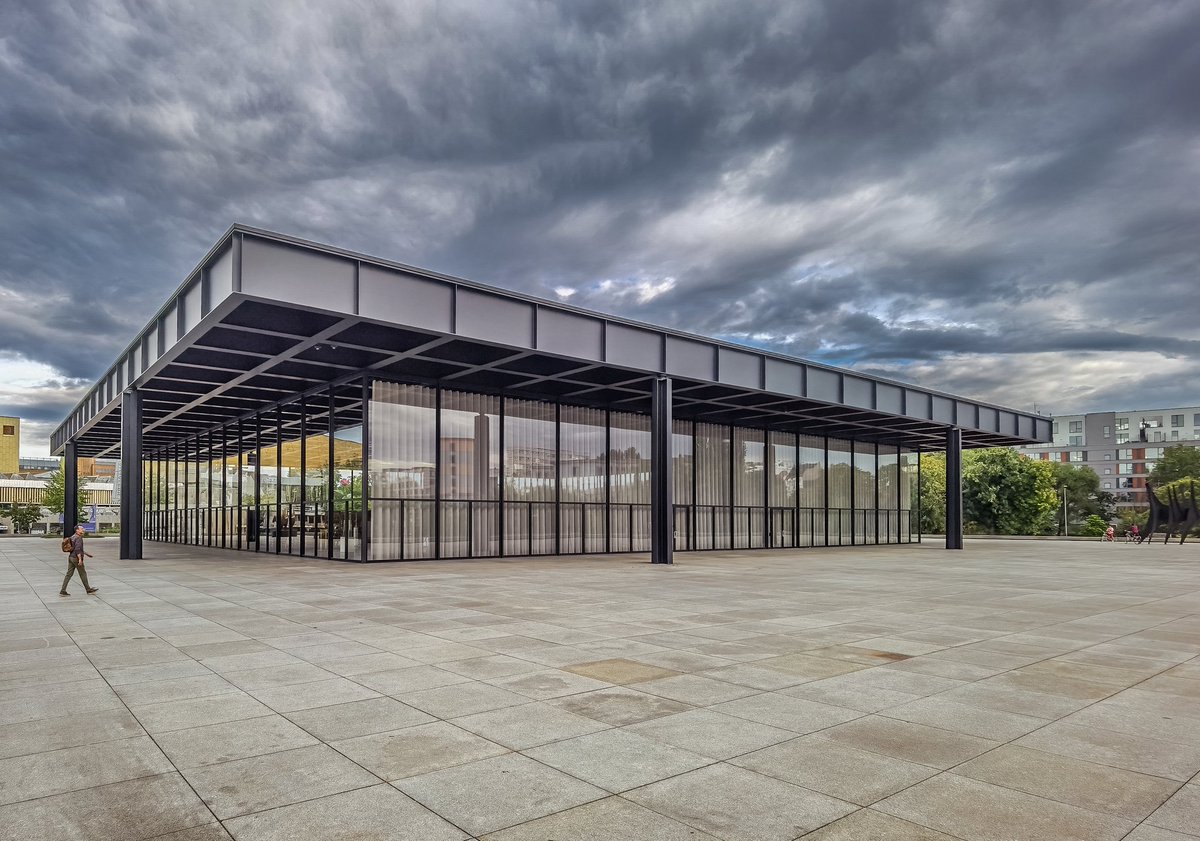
[
  {"x1": 119, "y1": 389, "x2": 143, "y2": 559},
  {"x1": 62, "y1": 439, "x2": 79, "y2": 534},
  {"x1": 359, "y1": 377, "x2": 370, "y2": 562},
  {"x1": 946, "y1": 428, "x2": 963, "y2": 550},
  {"x1": 650, "y1": 377, "x2": 673, "y2": 565}
]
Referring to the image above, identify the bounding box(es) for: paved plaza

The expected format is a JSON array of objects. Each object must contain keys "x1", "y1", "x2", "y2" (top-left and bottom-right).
[{"x1": 1, "y1": 537, "x2": 1198, "y2": 840}]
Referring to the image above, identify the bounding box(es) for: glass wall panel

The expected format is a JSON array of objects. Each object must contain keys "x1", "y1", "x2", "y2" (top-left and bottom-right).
[
  {"x1": 332, "y1": 385, "x2": 364, "y2": 560},
  {"x1": 695, "y1": 423, "x2": 730, "y2": 549},
  {"x1": 504, "y1": 398, "x2": 556, "y2": 555},
  {"x1": 369, "y1": 381, "x2": 434, "y2": 560},
  {"x1": 901, "y1": 449, "x2": 918, "y2": 542},
  {"x1": 827, "y1": 438, "x2": 852, "y2": 545},
  {"x1": 672, "y1": 419, "x2": 693, "y2": 550},
  {"x1": 440, "y1": 390, "x2": 500, "y2": 558},
  {"x1": 276, "y1": 402, "x2": 305, "y2": 556},
  {"x1": 853, "y1": 441, "x2": 877, "y2": 545},
  {"x1": 212, "y1": 436, "x2": 228, "y2": 549},
  {"x1": 258, "y1": 414, "x2": 282, "y2": 553},
  {"x1": 197, "y1": 440, "x2": 210, "y2": 546},
  {"x1": 878, "y1": 445, "x2": 900, "y2": 543},
  {"x1": 798, "y1": 435, "x2": 825, "y2": 546},
  {"x1": 238, "y1": 423, "x2": 258, "y2": 552},
  {"x1": 733, "y1": 427, "x2": 765, "y2": 549},
  {"x1": 610, "y1": 411, "x2": 651, "y2": 552},
  {"x1": 769, "y1": 431, "x2": 797, "y2": 548},
  {"x1": 302, "y1": 396, "x2": 331, "y2": 559},
  {"x1": 560, "y1": 405, "x2": 606, "y2": 554}
]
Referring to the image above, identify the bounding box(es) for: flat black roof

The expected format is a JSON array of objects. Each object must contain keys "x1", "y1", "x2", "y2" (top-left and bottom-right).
[{"x1": 53, "y1": 225, "x2": 1052, "y2": 457}]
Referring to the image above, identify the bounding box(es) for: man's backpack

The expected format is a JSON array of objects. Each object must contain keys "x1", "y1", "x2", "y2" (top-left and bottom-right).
[{"x1": 61, "y1": 537, "x2": 73, "y2": 553}]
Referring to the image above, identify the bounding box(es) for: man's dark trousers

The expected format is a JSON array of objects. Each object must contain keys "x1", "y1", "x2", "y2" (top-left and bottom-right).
[{"x1": 62, "y1": 554, "x2": 92, "y2": 592}]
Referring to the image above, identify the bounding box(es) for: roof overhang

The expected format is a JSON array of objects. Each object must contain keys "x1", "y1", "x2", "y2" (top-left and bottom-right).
[{"x1": 52, "y1": 225, "x2": 1053, "y2": 458}]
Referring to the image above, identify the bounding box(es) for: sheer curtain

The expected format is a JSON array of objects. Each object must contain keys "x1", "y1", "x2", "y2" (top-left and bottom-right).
[{"x1": 369, "y1": 381, "x2": 435, "y2": 560}]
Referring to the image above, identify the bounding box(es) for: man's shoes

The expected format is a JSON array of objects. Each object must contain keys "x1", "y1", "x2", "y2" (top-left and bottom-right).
[
  {"x1": 86, "y1": 588, "x2": 99, "y2": 594},
  {"x1": 59, "y1": 591, "x2": 69, "y2": 596}
]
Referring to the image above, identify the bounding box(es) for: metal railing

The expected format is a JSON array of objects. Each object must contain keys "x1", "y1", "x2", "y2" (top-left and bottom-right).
[{"x1": 145, "y1": 499, "x2": 916, "y2": 560}]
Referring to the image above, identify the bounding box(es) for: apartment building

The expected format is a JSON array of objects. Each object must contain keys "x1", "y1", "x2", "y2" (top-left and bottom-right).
[{"x1": 1016, "y1": 407, "x2": 1200, "y2": 511}]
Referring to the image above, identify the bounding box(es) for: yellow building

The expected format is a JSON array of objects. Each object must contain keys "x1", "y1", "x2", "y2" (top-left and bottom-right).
[{"x1": 0, "y1": 416, "x2": 19, "y2": 475}]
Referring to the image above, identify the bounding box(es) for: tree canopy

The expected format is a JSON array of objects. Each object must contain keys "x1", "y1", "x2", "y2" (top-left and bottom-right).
[
  {"x1": 43, "y1": 467, "x2": 89, "y2": 526},
  {"x1": 916, "y1": 448, "x2": 1080, "y2": 535},
  {"x1": 962, "y1": 448, "x2": 1059, "y2": 535},
  {"x1": 1149, "y1": 445, "x2": 1200, "y2": 485}
]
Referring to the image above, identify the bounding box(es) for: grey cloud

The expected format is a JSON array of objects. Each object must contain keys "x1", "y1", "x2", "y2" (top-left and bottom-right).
[{"x1": 2, "y1": 0, "x2": 1199, "y2": 453}]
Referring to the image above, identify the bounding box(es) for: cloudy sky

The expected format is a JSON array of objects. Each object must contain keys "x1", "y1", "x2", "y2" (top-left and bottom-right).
[{"x1": 3, "y1": 0, "x2": 1198, "y2": 456}]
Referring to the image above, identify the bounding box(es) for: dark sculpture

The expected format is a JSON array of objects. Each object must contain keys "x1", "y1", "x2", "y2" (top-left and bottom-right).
[
  {"x1": 1140, "y1": 480, "x2": 1200, "y2": 544},
  {"x1": 1164, "y1": 481, "x2": 1200, "y2": 544},
  {"x1": 1139, "y1": 480, "x2": 1170, "y2": 542}
]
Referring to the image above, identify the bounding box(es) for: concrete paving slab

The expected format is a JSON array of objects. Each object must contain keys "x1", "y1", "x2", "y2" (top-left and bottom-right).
[
  {"x1": 711, "y1": 691, "x2": 862, "y2": 733},
  {"x1": 876, "y1": 773, "x2": 1136, "y2": 841},
  {"x1": 146, "y1": 823, "x2": 233, "y2": 840},
  {"x1": 799, "y1": 808, "x2": 963, "y2": 840},
  {"x1": 625, "y1": 762, "x2": 856, "y2": 841},
  {"x1": 247, "y1": 676, "x2": 380, "y2": 712},
  {"x1": 221, "y1": 784, "x2": 467, "y2": 841},
  {"x1": 0, "y1": 735, "x2": 173, "y2": 805},
  {"x1": 3, "y1": 536, "x2": 1200, "y2": 840},
  {"x1": 955, "y1": 744, "x2": 1180, "y2": 821},
  {"x1": 549, "y1": 686, "x2": 693, "y2": 726},
  {"x1": 181, "y1": 743, "x2": 377, "y2": 819},
  {"x1": 486, "y1": 667, "x2": 612, "y2": 699},
  {"x1": 1015, "y1": 720, "x2": 1200, "y2": 782},
  {"x1": 480, "y1": 794, "x2": 721, "y2": 840},
  {"x1": 0, "y1": 706, "x2": 145, "y2": 759},
  {"x1": 0, "y1": 772, "x2": 212, "y2": 841},
  {"x1": 525, "y1": 728, "x2": 712, "y2": 792},
  {"x1": 732, "y1": 734, "x2": 938, "y2": 805},
  {"x1": 154, "y1": 714, "x2": 319, "y2": 768},
  {"x1": 284, "y1": 695, "x2": 435, "y2": 741},
  {"x1": 130, "y1": 692, "x2": 274, "y2": 734},
  {"x1": 331, "y1": 720, "x2": 509, "y2": 779},
  {"x1": 1145, "y1": 782, "x2": 1200, "y2": 836},
  {"x1": 452, "y1": 701, "x2": 610, "y2": 750},
  {"x1": 395, "y1": 753, "x2": 607, "y2": 836},
  {"x1": 627, "y1": 708, "x2": 796, "y2": 760}
]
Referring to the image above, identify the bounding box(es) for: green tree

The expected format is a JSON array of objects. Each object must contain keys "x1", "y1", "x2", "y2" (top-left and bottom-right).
[
  {"x1": 1048, "y1": 463, "x2": 1115, "y2": 535},
  {"x1": 42, "y1": 467, "x2": 88, "y2": 526},
  {"x1": 1149, "y1": 445, "x2": 1200, "y2": 484},
  {"x1": 8, "y1": 503, "x2": 44, "y2": 534},
  {"x1": 961, "y1": 448, "x2": 1058, "y2": 535},
  {"x1": 1078, "y1": 514, "x2": 1110, "y2": 537},
  {"x1": 1150, "y1": 479, "x2": 1200, "y2": 537},
  {"x1": 916, "y1": 453, "x2": 946, "y2": 534}
]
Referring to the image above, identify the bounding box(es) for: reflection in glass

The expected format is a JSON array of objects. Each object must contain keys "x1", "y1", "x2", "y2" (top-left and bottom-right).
[
  {"x1": 853, "y1": 441, "x2": 877, "y2": 545},
  {"x1": 441, "y1": 390, "x2": 499, "y2": 558},
  {"x1": 610, "y1": 411, "x2": 651, "y2": 552},
  {"x1": 561, "y1": 405, "x2": 606, "y2": 554},
  {"x1": 695, "y1": 423, "x2": 731, "y2": 549},
  {"x1": 878, "y1": 445, "x2": 900, "y2": 543},
  {"x1": 369, "y1": 381, "x2": 433, "y2": 560},
  {"x1": 769, "y1": 431, "x2": 796, "y2": 548},
  {"x1": 827, "y1": 439, "x2": 852, "y2": 545},
  {"x1": 504, "y1": 398, "x2": 556, "y2": 555},
  {"x1": 798, "y1": 435, "x2": 825, "y2": 546}
]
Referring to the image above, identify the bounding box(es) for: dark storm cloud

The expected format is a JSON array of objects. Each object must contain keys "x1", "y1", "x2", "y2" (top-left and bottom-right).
[{"x1": 2, "y1": 0, "x2": 1199, "y2": 453}]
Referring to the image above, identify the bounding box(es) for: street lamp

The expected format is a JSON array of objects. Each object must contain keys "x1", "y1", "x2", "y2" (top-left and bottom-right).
[{"x1": 1061, "y1": 486, "x2": 1068, "y2": 537}]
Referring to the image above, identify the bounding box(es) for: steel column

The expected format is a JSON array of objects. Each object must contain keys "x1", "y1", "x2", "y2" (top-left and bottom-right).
[
  {"x1": 946, "y1": 428, "x2": 963, "y2": 550},
  {"x1": 119, "y1": 389, "x2": 143, "y2": 559},
  {"x1": 62, "y1": 439, "x2": 79, "y2": 533},
  {"x1": 650, "y1": 376, "x2": 673, "y2": 565}
]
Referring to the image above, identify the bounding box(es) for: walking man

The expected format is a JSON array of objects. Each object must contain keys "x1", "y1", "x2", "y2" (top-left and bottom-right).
[{"x1": 60, "y1": 525, "x2": 98, "y2": 596}]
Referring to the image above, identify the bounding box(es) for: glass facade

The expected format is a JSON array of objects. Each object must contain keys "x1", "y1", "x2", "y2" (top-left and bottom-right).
[{"x1": 143, "y1": 376, "x2": 921, "y2": 560}]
